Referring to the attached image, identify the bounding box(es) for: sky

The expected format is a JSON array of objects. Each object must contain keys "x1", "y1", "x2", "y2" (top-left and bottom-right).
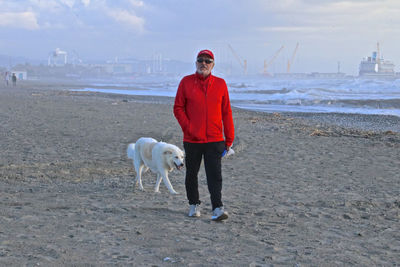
[{"x1": 0, "y1": 0, "x2": 399, "y2": 75}]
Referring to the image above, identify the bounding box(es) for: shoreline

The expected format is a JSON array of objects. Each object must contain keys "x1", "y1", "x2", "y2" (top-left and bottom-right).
[
  {"x1": 65, "y1": 80, "x2": 400, "y2": 133},
  {"x1": 4, "y1": 80, "x2": 400, "y2": 138},
  {"x1": 28, "y1": 76, "x2": 399, "y2": 126},
  {"x1": 73, "y1": 89, "x2": 400, "y2": 133}
]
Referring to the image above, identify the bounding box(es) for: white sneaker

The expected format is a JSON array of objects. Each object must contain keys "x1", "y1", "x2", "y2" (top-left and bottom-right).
[
  {"x1": 211, "y1": 207, "x2": 228, "y2": 221},
  {"x1": 188, "y1": 204, "x2": 201, "y2": 217}
]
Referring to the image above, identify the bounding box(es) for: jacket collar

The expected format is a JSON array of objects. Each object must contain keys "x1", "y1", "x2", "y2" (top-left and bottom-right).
[{"x1": 195, "y1": 72, "x2": 212, "y2": 81}]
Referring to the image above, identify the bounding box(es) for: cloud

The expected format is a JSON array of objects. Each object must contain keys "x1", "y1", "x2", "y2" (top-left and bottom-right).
[
  {"x1": 27, "y1": 0, "x2": 62, "y2": 13},
  {"x1": 254, "y1": 0, "x2": 400, "y2": 37},
  {"x1": 59, "y1": 0, "x2": 75, "y2": 8},
  {"x1": 106, "y1": 9, "x2": 145, "y2": 33},
  {"x1": 0, "y1": 11, "x2": 39, "y2": 30},
  {"x1": 130, "y1": 0, "x2": 144, "y2": 7},
  {"x1": 81, "y1": 0, "x2": 90, "y2": 7},
  {"x1": 258, "y1": 26, "x2": 327, "y2": 33}
]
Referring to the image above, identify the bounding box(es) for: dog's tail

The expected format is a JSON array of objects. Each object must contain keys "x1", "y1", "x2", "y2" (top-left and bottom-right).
[{"x1": 127, "y1": 143, "x2": 136, "y2": 160}]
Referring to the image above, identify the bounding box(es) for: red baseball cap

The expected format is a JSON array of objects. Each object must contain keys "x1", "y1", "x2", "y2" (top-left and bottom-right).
[{"x1": 197, "y1": 49, "x2": 214, "y2": 60}]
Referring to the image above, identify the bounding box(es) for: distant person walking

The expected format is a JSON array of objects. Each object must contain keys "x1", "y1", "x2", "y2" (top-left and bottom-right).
[
  {"x1": 12, "y1": 73, "x2": 16, "y2": 86},
  {"x1": 4, "y1": 72, "x2": 9, "y2": 86}
]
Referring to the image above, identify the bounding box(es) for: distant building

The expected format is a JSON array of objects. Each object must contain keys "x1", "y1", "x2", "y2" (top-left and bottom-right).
[
  {"x1": 103, "y1": 63, "x2": 133, "y2": 74},
  {"x1": 48, "y1": 48, "x2": 68, "y2": 66},
  {"x1": 12, "y1": 71, "x2": 27, "y2": 80}
]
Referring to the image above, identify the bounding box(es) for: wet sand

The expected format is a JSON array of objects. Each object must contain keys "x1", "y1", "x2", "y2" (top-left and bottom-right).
[{"x1": 1, "y1": 82, "x2": 399, "y2": 266}]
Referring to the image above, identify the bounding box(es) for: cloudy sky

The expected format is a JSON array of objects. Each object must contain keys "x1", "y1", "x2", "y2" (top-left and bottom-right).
[{"x1": 0, "y1": 0, "x2": 399, "y2": 74}]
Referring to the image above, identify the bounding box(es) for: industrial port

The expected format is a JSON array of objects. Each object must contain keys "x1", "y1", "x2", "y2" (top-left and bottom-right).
[
  {"x1": 226, "y1": 42, "x2": 398, "y2": 79},
  {"x1": 4, "y1": 43, "x2": 399, "y2": 81}
]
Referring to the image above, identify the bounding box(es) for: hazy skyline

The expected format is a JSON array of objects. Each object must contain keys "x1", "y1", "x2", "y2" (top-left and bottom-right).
[{"x1": 1, "y1": 0, "x2": 399, "y2": 75}]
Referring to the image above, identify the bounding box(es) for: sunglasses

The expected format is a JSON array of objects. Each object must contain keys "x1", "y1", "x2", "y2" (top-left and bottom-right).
[{"x1": 197, "y1": 58, "x2": 214, "y2": 64}]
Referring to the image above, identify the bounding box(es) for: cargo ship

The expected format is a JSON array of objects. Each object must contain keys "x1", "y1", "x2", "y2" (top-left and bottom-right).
[{"x1": 359, "y1": 43, "x2": 396, "y2": 78}]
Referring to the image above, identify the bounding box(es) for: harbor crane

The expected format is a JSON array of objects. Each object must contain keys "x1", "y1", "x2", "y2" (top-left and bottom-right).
[
  {"x1": 228, "y1": 44, "x2": 247, "y2": 75},
  {"x1": 263, "y1": 45, "x2": 284, "y2": 75},
  {"x1": 287, "y1": 42, "x2": 299, "y2": 73}
]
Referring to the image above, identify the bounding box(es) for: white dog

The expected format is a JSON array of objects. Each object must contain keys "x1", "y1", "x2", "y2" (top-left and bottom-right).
[{"x1": 127, "y1": 137, "x2": 184, "y2": 194}]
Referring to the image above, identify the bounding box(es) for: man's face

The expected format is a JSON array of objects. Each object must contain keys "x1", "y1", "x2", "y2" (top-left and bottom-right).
[{"x1": 196, "y1": 54, "x2": 214, "y2": 77}]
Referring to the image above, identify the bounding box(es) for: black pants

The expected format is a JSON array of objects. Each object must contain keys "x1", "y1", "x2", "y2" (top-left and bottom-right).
[{"x1": 184, "y1": 141, "x2": 225, "y2": 211}]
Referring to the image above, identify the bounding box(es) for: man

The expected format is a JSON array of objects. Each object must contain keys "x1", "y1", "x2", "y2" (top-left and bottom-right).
[
  {"x1": 173, "y1": 49, "x2": 234, "y2": 221},
  {"x1": 12, "y1": 73, "x2": 17, "y2": 86},
  {"x1": 4, "y1": 72, "x2": 9, "y2": 86}
]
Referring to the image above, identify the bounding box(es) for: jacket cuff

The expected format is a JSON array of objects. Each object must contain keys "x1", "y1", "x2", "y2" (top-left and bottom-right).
[{"x1": 225, "y1": 140, "x2": 233, "y2": 148}]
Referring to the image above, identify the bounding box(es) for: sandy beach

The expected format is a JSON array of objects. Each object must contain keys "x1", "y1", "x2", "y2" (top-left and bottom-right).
[{"x1": 1, "y1": 81, "x2": 399, "y2": 266}]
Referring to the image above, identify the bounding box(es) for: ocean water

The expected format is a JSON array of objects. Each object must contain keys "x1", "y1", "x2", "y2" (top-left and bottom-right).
[{"x1": 74, "y1": 75, "x2": 400, "y2": 117}]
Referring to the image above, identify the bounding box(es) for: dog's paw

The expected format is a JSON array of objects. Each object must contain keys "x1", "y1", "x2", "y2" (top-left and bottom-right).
[{"x1": 171, "y1": 191, "x2": 179, "y2": 195}]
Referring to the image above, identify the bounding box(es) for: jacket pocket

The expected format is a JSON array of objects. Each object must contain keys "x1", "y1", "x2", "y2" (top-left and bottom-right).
[{"x1": 187, "y1": 121, "x2": 201, "y2": 141}]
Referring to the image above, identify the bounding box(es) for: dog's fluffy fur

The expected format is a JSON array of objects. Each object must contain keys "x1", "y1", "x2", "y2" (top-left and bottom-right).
[{"x1": 127, "y1": 137, "x2": 184, "y2": 194}]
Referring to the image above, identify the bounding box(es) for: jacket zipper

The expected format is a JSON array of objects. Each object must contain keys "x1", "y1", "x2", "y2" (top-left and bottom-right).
[
  {"x1": 204, "y1": 79, "x2": 208, "y2": 142},
  {"x1": 204, "y1": 76, "x2": 215, "y2": 143}
]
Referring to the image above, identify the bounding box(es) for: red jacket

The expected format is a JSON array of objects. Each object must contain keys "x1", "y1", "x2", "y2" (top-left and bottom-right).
[{"x1": 173, "y1": 72, "x2": 234, "y2": 147}]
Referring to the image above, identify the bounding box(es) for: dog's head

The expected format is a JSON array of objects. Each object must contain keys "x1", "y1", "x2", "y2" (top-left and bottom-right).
[{"x1": 163, "y1": 145, "x2": 185, "y2": 170}]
